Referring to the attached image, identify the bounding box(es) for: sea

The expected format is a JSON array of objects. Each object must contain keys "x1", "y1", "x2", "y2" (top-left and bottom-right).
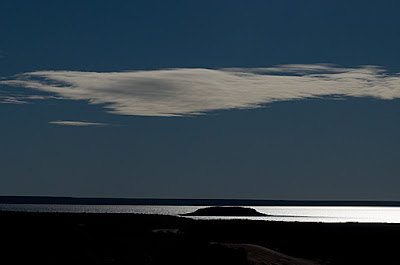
[{"x1": 2, "y1": 198, "x2": 400, "y2": 223}]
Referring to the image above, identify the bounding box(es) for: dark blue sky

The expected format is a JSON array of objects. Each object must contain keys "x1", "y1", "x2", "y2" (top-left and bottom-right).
[{"x1": 1, "y1": 0, "x2": 400, "y2": 200}]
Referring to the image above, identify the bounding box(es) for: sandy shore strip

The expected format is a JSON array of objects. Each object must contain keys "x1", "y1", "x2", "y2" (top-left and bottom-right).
[{"x1": 222, "y1": 243, "x2": 320, "y2": 265}]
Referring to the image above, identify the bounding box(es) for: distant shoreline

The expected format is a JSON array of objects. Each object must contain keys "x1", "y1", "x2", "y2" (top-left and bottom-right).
[{"x1": 1, "y1": 196, "x2": 400, "y2": 206}]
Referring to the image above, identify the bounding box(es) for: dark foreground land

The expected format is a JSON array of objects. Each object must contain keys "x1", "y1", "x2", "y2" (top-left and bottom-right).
[{"x1": 1, "y1": 211, "x2": 400, "y2": 265}]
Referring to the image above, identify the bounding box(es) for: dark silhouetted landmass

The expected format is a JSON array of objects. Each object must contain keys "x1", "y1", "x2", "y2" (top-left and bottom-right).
[
  {"x1": 181, "y1": 206, "x2": 267, "y2": 216},
  {"x1": 2, "y1": 211, "x2": 400, "y2": 264},
  {"x1": 2, "y1": 195, "x2": 400, "y2": 206}
]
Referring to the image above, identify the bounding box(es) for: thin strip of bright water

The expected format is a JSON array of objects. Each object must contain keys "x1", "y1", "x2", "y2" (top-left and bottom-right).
[{"x1": 2, "y1": 204, "x2": 400, "y2": 223}]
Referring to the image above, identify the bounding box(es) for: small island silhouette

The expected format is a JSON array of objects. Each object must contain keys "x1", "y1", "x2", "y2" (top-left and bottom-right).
[{"x1": 181, "y1": 206, "x2": 267, "y2": 216}]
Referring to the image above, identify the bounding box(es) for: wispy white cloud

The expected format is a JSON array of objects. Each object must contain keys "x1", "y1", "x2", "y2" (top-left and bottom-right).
[
  {"x1": 49, "y1": 120, "x2": 110, "y2": 126},
  {"x1": 0, "y1": 96, "x2": 29, "y2": 104},
  {"x1": 1, "y1": 64, "x2": 400, "y2": 117},
  {"x1": 0, "y1": 91, "x2": 57, "y2": 104}
]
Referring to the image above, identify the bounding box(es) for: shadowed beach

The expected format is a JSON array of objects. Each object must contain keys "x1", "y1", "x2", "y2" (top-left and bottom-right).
[{"x1": 2, "y1": 210, "x2": 400, "y2": 264}]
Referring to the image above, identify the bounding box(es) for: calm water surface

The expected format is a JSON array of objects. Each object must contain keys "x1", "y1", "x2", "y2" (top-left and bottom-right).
[{"x1": 1, "y1": 204, "x2": 400, "y2": 223}]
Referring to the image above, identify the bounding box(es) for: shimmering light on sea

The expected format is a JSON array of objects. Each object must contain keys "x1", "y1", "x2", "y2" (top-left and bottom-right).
[{"x1": 1, "y1": 204, "x2": 400, "y2": 223}]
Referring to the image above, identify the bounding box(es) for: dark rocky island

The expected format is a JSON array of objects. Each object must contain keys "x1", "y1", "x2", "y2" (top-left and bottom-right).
[{"x1": 181, "y1": 206, "x2": 267, "y2": 216}]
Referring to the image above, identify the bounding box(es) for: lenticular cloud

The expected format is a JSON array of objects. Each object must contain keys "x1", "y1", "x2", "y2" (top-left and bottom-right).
[
  {"x1": 48, "y1": 120, "x2": 109, "y2": 127},
  {"x1": 2, "y1": 64, "x2": 400, "y2": 116}
]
